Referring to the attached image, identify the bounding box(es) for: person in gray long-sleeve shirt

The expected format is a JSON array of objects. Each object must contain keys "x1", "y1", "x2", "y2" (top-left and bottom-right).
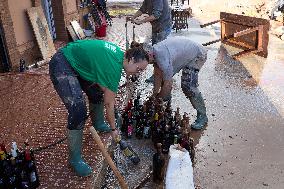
[
  {"x1": 144, "y1": 36, "x2": 208, "y2": 130},
  {"x1": 127, "y1": 0, "x2": 172, "y2": 45},
  {"x1": 127, "y1": 0, "x2": 172, "y2": 83}
]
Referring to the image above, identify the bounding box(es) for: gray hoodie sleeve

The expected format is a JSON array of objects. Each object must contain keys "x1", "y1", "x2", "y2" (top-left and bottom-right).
[
  {"x1": 154, "y1": 48, "x2": 173, "y2": 80},
  {"x1": 152, "y1": 0, "x2": 163, "y2": 19}
]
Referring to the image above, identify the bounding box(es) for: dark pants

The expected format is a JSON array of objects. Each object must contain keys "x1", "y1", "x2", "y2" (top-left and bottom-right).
[
  {"x1": 181, "y1": 53, "x2": 207, "y2": 97},
  {"x1": 49, "y1": 51, "x2": 103, "y2": 130},
  {"x1": 152, "y1": 27, "x2": 172, "y2": 45}
]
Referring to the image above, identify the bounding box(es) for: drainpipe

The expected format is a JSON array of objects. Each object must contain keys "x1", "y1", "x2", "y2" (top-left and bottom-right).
[{"x1": 0, "y1": 24, "x2": 11, "y2": 72}]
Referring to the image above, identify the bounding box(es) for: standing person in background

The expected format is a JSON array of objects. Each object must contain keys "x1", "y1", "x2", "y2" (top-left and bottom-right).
[
  {"x1": 127, "y1": 0, "x2": 172, "y2": 82},
  {"x1": 49, "y1": 39, "x2": 149, "y2": 177},
  {"x1": 143, "y1": 36, "x2": 208, "y2": 130}
]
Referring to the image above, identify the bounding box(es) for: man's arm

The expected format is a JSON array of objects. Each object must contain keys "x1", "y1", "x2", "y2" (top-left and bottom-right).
[
  {"x1": 133, "y1": 10, "x2": 143, "y2": 19},
  {"x1": 136, "y1": 15, "x2": 156, "y2": 24},
  {"x1": 158, "y1": 79, "x2": 173, "y2": 100},
  {"x1": 126, "y1": 0, "x2": 146, "y2": 21},
  {"x1": 153, "y1": 65, "x2": 163, "y2": 95},
  {"x1": 133, "y1": 0, "x2": 163, "y2": 24},
  {"x1": 152, "y1": 0, "x2": 164, "y2": 20}
]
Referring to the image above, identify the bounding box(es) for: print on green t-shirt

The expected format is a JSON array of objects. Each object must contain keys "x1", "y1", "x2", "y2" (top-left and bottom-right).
[{"x1": 62, "y1": 39, "x2": 124, "y2": 92}]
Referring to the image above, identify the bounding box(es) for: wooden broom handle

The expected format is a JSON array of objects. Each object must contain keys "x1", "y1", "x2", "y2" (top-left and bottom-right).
[{"x1": 89, "y1": 127, "x2": 128, "y2": 189}]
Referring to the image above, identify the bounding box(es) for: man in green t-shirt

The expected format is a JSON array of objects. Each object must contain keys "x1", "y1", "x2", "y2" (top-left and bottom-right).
[{"x1": 49, "y1": 39, "x2": 149, "y2": 177}]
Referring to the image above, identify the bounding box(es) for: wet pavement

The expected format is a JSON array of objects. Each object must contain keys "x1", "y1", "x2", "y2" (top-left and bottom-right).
[
  {"x1": 106, "y1": 1, "x2": 284, "y2": 188},
  {"x1": 0, "y1": 0, "x2": 284, "y2": 188},
  {"x1": 184, "y1": 1, "x2": 284, "y2": 188},
  {"x1": 102, "y1": 10, "x2": 284, "y2": 188}
]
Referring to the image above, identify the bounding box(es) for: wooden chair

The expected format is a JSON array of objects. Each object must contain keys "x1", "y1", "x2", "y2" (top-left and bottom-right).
[{"x1": 171, "y1": 9, "x2": 190, "y2": 32}]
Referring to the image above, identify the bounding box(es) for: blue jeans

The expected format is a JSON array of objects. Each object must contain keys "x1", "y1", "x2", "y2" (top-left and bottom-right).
[
  {"x1": 152, "y1": 27, "x2": 172, "y2": 45},
  {"x1": 49, "y1": 51, "x2": 103, "y2": 130}
]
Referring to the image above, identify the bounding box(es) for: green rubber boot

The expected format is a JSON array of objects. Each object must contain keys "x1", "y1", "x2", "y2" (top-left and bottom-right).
[
  {"x1": 189, "y1": 92, "x2": 208, "y2": 130},
  {"x1": 67, "y1": 129, "x2": 93, "y2": 177},
  {"x1": 89, "y1": 103, "x2": 111, "y2": 133}
]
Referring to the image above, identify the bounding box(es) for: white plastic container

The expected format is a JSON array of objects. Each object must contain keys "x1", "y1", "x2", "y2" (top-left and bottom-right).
[{"x1": 165, "y1": 145, "x2": 195, "y2": 189}]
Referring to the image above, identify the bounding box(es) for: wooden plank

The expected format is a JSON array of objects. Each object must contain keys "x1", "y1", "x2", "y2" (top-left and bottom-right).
[
  {"x1": 221, "y1": 20, "x2": 226, "y2": 39},
  {"x1": 27, "y1": 7, "x2": 56, "y2": 60},
  {"x1": 233, "y1": 26, "x2": 259, "y2": 38},
  {"x1": 232, "y1": 49, "x2": 260, "y2": 59},
  {"x1": 220, "y1": 12, "x2": 269, "y2": 27},
  {"x1": 257, "y1": 25, "x2": 264, "y2": 51},
  {"x1": 200, "y1": 20, "x2": 221, "y2": 28},
  {"x1": 70, "y1": 20, "x2": 86, "y2": 40},
  {"x1": 203, "y1": 27, "x2": 259, "y2": 46},
  {"x1": 202, "y1": 39, "x2": 221, "y2": 46},
  {"x1": 67, "y1": 25, "x2": 79, "y2": 41}
]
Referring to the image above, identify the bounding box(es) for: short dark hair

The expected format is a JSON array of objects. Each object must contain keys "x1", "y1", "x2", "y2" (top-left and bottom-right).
[{"x1": 125, "y1": 41, "x2": 149, "y2": 62}]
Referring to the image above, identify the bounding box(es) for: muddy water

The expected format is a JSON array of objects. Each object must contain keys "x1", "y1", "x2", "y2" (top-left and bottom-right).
[
  {"x1": 181, "y1": 1, "x2": 284, "y2": 188},
  {"x1": 177, "y1": 43, "x2": 284, "y2": 188}
]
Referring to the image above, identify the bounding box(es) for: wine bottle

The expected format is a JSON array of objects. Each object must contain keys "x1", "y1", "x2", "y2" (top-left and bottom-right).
[
  {"x1": 127, "y1": 124, "x2": 133, "y2": 138},
  {"x1": 11, "y1": 142, "x2": 19, "y2": 158},
  {"x1": 5, "y1": 157, "x2": 18, "y2": 189},
  {"x1": 134, "y1": 93, "x2": 140, "y2": 110},
  {"x1": 152, "y1": 143, "x2": 165, "y2": 183},
  {"x1": 0, "y1": 142, "x2": 7, "y2": 154},
  {"x1": 116, "y1": 138, "x2": 140, "y2": 165},
  {"x1": 24, "y1": 150, "x2": 40, "y2": 188},
  {"x1": 0, "y1": 158, "x2": 6, "y2": 189},
  {"x1": 0, "y1": 151, "x2": 5, "y2": 161}
]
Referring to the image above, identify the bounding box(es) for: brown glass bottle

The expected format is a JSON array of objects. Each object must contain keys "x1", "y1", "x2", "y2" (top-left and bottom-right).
[{"x1": 24, "y1": 150, "x2": 40, "y2": 188}]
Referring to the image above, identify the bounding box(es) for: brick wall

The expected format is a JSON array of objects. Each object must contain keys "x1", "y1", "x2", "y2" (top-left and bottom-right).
[
  {"x1": 0, "y1": 0, "x2": 21, "y2": 72},
  {"x1": 0, "y1": 0, "x2": 81, "y2": 72},
  {"x1": 52, "y1": 0, "x2": 68, "y2": 41},
  {"x1": 0, "y1": 0, "x2": 44, "y2": 72},
  {"x1": 52, "y1": 0, "x2": 80, "y2": 41}
]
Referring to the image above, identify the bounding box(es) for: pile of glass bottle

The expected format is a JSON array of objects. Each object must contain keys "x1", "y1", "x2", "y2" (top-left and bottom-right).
[
  {"x1": 120, "y1": 93, "x2": 194, "y2": 158},
  {"x1": 0, "y1": 141, "x2": 40, "y2": 189}
]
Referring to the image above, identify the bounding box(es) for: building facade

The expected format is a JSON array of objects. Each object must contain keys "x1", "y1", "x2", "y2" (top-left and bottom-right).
[{"x1": 0, "y1": 0, "x2": 82, "y2": 72}]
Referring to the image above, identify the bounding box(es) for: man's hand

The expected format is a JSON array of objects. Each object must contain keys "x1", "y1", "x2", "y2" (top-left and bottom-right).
[
  {"x1": 153, "y1": 66, "x2": 163, "y2": 94},
  {"x1": 132, "y1": 19, "x2": 144, "y2": 25},
  {"x1": 149, "y1": 93, "x2": 158, "y2": 101},
  {"x1": 157, "y1": 92, "x2": 172, "y2": 102},
  {"x1": 126, "y1": 16, "x2": 134, "y2": 22},
  {"x1": 159, "y1": 79, "x2": 173, "y2": 100},
  {"x1": 111, "y1": 129, "x2": 119, "y2": 141},
  {"x1": 126, "y1": 10, "x2": 143, "y2": 22}
]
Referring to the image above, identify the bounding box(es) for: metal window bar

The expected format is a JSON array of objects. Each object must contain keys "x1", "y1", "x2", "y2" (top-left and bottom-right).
[{"x1": 42, "y1": 0, "x2": 56, "y2": 39}]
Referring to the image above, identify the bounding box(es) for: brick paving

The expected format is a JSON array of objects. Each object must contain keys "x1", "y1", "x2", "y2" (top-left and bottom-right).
[{"x1": 0, "y1": 72, "x2": 112, "y2": 189}]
